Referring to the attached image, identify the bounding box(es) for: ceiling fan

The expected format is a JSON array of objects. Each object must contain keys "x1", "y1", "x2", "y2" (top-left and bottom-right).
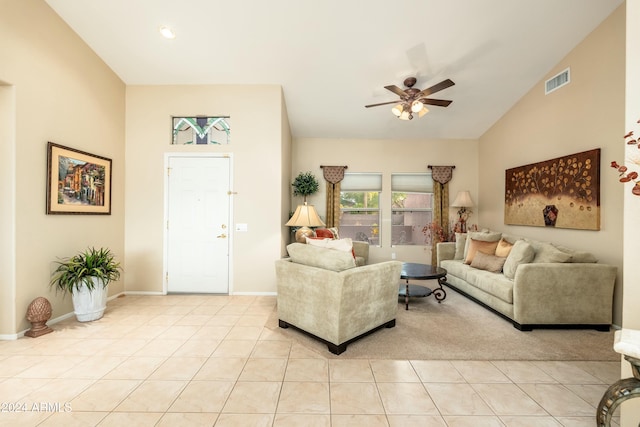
[{"x1": 365, "y1": 77, "x2": 455, "y2": 120}]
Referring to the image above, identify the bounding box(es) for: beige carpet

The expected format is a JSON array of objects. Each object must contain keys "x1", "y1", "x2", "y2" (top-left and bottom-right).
[{"x1": 267, "y1": 287, "x2": 618, "y2": 361}]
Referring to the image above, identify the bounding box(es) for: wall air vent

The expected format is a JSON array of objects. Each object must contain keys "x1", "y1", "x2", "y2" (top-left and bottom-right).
[{"x1": 545, "y1": 68, "x2": 570, "y2": 95}]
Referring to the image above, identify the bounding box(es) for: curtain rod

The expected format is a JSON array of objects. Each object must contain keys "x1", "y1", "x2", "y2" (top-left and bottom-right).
[
  {"x1": 427, "y1": 165, "x2": 456, "y2": 169},
  {"x1": 320, "y1": 165, "x2": 348, "y2": 169}
]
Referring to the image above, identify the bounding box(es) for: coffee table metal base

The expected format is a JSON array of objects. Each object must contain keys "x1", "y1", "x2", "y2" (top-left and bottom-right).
[
  {"x1": 399, "y1": 263, "x2": 448, "y2": 310},
  {"x1": 399, "y1": 280, "x2": 447, "y2": 310}
]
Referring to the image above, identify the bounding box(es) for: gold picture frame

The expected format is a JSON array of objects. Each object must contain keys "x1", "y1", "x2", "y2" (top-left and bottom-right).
[
  {"x1": 46, "y1": 142, "x2": 112, "y2": 215},
  {"x1": 504, "y1": 148, "x2": 600, "y2": 230}
]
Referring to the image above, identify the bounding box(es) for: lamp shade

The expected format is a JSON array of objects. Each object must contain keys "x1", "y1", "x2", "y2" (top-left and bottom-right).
[
  {"x1": 452, "y1": 190, "x2": 474, "y2": 208},
  {"x1": 285, "y1": 203, "x2": 326, "y2": 227}
]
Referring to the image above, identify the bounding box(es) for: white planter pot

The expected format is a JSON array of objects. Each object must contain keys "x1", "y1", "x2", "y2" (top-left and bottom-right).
[{"x1": 71, "y1": 277, "x2": 108, "y2": 322}]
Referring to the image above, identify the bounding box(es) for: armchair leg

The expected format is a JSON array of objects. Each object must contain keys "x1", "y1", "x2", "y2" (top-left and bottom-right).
[
  {"x1": 385, "y1": 319, "x2": 396, "y2": 328},
  {"x1": 278, "y1": 319, "x2": 289, "y2": 329},
  {"x1": 328, "y1": 342, "x2": 347, "y2": 355}
]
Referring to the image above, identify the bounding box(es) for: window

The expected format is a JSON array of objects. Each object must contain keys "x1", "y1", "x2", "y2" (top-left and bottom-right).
[
  {"x1": 391, "y1": 173, "x2": 434, "y2": 245},
  {"x1": 339, "y1": 173, "x2": 382, "y2": 245},
  {"x1": 172, "y1": 116, "x2": 231, "y2": 145}
]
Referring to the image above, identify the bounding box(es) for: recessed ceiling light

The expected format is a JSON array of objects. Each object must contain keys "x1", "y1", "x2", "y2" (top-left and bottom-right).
[{"x1": 159, "y1": 26, "x2": 175, "y2": 39}]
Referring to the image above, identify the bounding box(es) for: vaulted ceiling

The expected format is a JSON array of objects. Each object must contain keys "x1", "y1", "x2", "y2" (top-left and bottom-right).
[{"x1": 45, "y1": 0, "x2": 622, "y2": 140}]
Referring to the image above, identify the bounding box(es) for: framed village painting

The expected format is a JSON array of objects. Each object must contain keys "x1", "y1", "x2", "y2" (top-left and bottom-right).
[
  {"x1": 504, "y1": 149, "x2": 600, "y2": 230},
  {"x1": 46, "y1": 142, "x2": 112, "y2": 215}
]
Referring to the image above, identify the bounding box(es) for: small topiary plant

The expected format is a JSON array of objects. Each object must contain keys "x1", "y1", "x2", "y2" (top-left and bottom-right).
[{"x1": 292, "y1": 171, "x2": 319, "y2": 202}]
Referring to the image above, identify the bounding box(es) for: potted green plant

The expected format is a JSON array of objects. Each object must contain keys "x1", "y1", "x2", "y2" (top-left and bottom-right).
[
  {"x1": 291, "y1": 171, "x2": 319, "y2": 202},
  {"x1": 50, "y1": 247, "x2": 122, "y2": 322}
]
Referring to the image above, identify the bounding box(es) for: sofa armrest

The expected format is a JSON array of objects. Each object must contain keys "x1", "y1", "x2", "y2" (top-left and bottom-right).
[
  {"x1": 513, "y1": 263, "x2": 616, "y2": 325},
  {"x1": 352, "y1": 241, "x2": 369, "y2": 265},
  {"x1": 436, "y1": 242, "x2": 455, "y2": 266}
]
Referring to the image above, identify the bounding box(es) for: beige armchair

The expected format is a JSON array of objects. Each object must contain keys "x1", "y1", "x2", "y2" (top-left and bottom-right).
[{"x1": 275, "y1": 243, "x2": 402, "y2": 354}]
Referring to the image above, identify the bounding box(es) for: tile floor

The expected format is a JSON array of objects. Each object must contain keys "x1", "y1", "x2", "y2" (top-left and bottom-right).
[{"x1": 0, "y1": 294, "x2": 621, "y2": 427}]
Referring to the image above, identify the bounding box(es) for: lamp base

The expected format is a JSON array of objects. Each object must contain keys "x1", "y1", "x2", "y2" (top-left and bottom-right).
[
  {"x1": 454, "y1": 219, "x2": 467, "y2": 234},
  {"x1": 294, "y1": 227, "x2": 314, "y2": 243}
]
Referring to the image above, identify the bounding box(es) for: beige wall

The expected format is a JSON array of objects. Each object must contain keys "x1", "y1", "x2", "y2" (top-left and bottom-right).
[
  {"x1": 281, "y1": 94, "x2": 293, "y2": 257},
  {"x1": 0, "y1": 0, "x2": 126, "y2": 335},
  {"x1": 478, "y1": 5, "x2": 625, "y2": 325},
  {"x1": 292, "y1": 137, "x2": 478, "y2": 264},
  {"x1": 125, "y1": 85, "x2": 289, "y2": 295}
]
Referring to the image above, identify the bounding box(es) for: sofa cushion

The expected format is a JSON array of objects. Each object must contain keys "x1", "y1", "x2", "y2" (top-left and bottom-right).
[
  {"x1": 440, "y1": 259, "x2": 470, "y2": 282},
  {"x1": 503, "y1": 240, "x2": 535, "y2": 279},
  {"x1": 531, "y1": 242, "x2": 572, "y2": 263},
  {"x1": 463, "y1": 231, "x2": 502, "y2": 260},
  {"x1": 287, "y1": 243, "x2": 356, "y2": 272},
  {"x1": 465, "y1": 267, "x2": 514, "y2": 303},
  {"x1": 467, "y1": 268, "x2": 514, "y2": 304},
  {"x1": 454, "y1": 233, "x2": 467, "y2": 260},
  {"x1": 500, "y1": 233, "x2": 522, "y2": 245},
  {"x1": 552, "y1": 243, "x2": 598, "y2": 263},
  {"x1": 464, "y1": 238, "x2": 500, "y2": 265},
  {"x1": 471, "y1": 251, "x2": 507, "y2": 273},
  {"x1": 494, "y1": 238, "x2": 514, "y2": 258}
]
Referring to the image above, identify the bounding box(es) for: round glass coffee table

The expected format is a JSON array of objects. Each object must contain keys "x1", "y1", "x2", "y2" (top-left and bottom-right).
[{"x1": 399, "y1": 263, "x2": 447, "y2": 310}]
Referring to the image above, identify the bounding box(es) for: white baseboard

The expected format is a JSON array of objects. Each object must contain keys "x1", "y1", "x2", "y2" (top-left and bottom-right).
[
  {"x1": 1, "y1": 292, "x2": 130, "y2": 341},
  {"x1": 123, "y1": 291, "x2": 165, "y2": 296},
  {"x1": 232, "y1": 291, "x2": 277, "y2": 296},
  {"x1": 0, "y1": 333, "x2": 18, "y2": 340}
]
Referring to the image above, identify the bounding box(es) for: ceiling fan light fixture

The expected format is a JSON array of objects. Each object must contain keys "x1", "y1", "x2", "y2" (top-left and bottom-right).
[
  {"x1": 418, "y1": 106, "x2": 429, "y2": 118},
  {"x1": 399, "y1": 110, "x2": 412, "y2": 120},
  {"x1": 391, "y1": 104, "x2": 403, "y2": 117},
  {"x1": 411, "y1": 100, "x2": 424, "y2": 113}
]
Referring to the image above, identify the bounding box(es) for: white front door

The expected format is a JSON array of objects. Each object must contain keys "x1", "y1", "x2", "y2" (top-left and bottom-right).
[{"x1": 166, "y1": 155, "x2": 230, "y2": 293}]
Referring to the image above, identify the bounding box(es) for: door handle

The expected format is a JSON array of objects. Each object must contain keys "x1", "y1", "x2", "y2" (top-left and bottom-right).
[{"x1": 216, "y1": 233, "x2": 227, "y2": 239}]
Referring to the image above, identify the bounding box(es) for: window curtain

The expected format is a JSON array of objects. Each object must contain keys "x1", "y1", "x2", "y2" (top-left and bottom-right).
[
  {"x1": 429, "y1": 166, "x2": 455, "y2": 265},
  {"x1": 321, "y1": 166, "x2": 347, "y2": 228}
]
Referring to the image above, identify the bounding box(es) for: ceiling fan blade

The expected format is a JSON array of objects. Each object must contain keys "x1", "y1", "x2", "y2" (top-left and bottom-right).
[
  {"x1": 420, "y1": 98, "x2": 453, "y2": 107},
  {"x1": 384, "y1": 85, "x2": 408, "y2": 97},
  {"x1": 417, "y1": 79, "x2": 455, "y2": 97},
  {"x1": 365, "y1": 100, "x2": 401, "y2": 108}
]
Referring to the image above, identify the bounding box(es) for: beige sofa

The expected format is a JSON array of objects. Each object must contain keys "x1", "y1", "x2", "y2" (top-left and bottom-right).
[
  {"x1": 275, "y1": 242, "x2": 402, "y2": 354},
  {"x1": 437, "y1": 231, "x2": 617, "y2": 331}
]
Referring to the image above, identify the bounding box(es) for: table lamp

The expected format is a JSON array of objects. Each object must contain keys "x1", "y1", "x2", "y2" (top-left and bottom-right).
[
  {"x1": 452, "y1": 190, "x2": 474, "y2": 233},
  {"x1": 286, "y1": 202, "x2": 326, "y2": 243}
]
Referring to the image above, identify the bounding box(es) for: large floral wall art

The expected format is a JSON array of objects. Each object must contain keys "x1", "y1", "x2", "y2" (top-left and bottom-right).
[{"x1": 504, "y1": 149, "x2": 600, "y2": 230}]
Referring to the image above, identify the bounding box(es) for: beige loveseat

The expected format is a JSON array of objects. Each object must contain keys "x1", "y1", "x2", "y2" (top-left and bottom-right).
[
  {"x1": 437, "y1": 231, "x2": 617, "y2": 331},
  {"x1": 275, "y1": 242, "x2": 402, "y2": 354}
]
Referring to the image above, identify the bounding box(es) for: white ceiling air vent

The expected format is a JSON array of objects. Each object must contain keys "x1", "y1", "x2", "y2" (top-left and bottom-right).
[{"x1": 545, "y1": 68, "x2": 570, "y2": 95}]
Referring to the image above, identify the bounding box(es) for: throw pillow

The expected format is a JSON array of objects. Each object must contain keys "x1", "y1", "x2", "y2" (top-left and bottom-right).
[
  {"x1": 463, "y1": 230, "x2": 502, "y2": 260},
  {"x1": 454, "y1": 233, "x2": 467, "y2": 260},
  {"x1": 326, "y1": 238, "x2": 353, "y2": 252},
  {"x1": 503, "y1": 240, "x2": 535, "y2": 279},
  {"x1": 470, "y1": 251, "x2": 507, "y2": 273},
  {"x1": 314, "y1": 228, "x2": 335, "y2": 239},
  {"x1": 464, "y1": 238, "x2": 500, "y2": 265},
  {"x1": 306, "y1": 237, "x2": 355, "y2": 258},
  {"x1": 328, "y1": 227, "x2": 341, "y2": 239},
  {"x1": 287, "y1": 243, "x2": 356, "y2": 272},
  {"x1": 532, "y1": 242, "x2": 572, "y2": 263},
  {"x1": 551, "y1": 243, "x2": 598, "y2": 263},
  {"x1": 306, "y1": 237, "x2": 331, "y2": 246},
  {"x1": 494, "y1": 238, "x2": 514, "y2": 258}
]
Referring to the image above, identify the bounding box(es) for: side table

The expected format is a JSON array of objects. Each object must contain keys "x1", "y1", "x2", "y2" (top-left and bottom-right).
[{"x1": 596, "y1": 328, "x2": 640, "y2": 426}]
